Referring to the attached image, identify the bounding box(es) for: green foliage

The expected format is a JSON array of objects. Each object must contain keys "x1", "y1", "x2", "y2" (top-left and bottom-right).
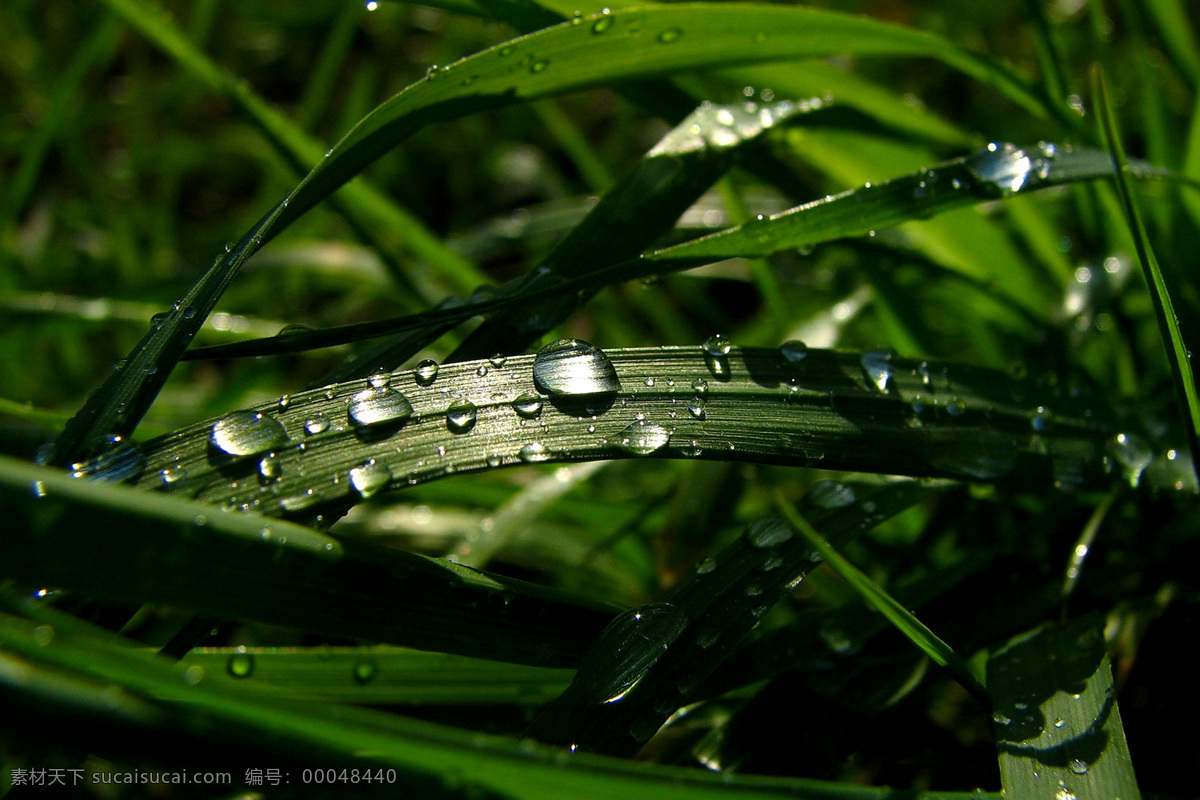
[{"x1": 2, "y1": 0, "x2": 1198, "y2": 797}]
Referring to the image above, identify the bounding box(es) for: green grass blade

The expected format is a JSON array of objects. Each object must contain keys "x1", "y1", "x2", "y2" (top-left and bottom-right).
[
  {"x1": 525, "y1": 479, "x2": 938, "y2": 756},
  {"x1": 774, "y1": 493, "x2": 987, "y2": 704},
  {"x1": 1094, "y1": 70, "x2": 1200, "y2": 487},
  {"x1": 989, "y1": 616, "x2": 1142, "y2": 800},
  {"x1": 126, "y1": 347, "x2": 1129, "y2": 520},
  {"x1": 0, "y1": 606, "x2": 988, "y2": 799},
  {"x1": 1, "y1": 456, "x2": 616, "y2": 666}
]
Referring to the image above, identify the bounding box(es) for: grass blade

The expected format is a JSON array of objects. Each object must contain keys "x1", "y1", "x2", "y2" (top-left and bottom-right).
[
  {"x1": 989, "y1": 616, "x2": 1142, "y2": 800},
  {"x1": 1094, "y1": 69, "x2": 1200, "y2": 487}
]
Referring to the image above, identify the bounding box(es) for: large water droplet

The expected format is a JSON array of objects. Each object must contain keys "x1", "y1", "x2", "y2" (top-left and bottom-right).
[
  {"x1": 211, "y1": 411, "x2": 289, "y2": 457},
  {"x1": 808, "y1": 480, "x2": 857, "y2": 509},
  {"x1": 349, "y1": 459, "x2": 392, "y2": 498},
  {"x1": 966, "y1": 142, "x2": 1035, "y2": 196},
  {"x1": 519, "y1": 442, "x2": 551, "y2": 463},
  {"x1": 575, "y1": 603, "x2": 687, "y2": 705},
  {"x1": 445, "y1": 400, "x2": 478, "y2": 433},
  {"x1": 780, "y1": 339, "x2": 809, "y2": 364},
  {"x1": 227, "y1": 649, "x2": 255, "y2": 678},
  {"x1": 860, "y1": 350, "x2": 895, "y2": 393},
  {"x1": 414, "y1": 359, "x2": 439, "y2": 386},
  {"x1": 744, "y1": 517, "x2": 793, "y2": 548},
  {"x1": 69, "y1": 439, "x2": 146, "y2": 482},
  {"x1": 347, "y1": 387, "x2": 413, "y2": 427},
  {"x1": 617, "y1": 420, "x2": 669, "y2": 455},
  {"x1": 512, "y1": 393, "x2": 543, "y2": 419},
  {"x1": 533, "y1": 339, "x2": 620, "y2": 395}
]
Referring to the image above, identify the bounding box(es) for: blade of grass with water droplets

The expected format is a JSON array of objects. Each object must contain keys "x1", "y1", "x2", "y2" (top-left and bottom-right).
[
  {"x1": 0, "y1": 605, "x2": 983, "y2": 800},
  {"x1": 643, "y1": 144, "x2": 1170, "y2": 313},
  {"x1": 523, "y1": 479, "x2": 939, "y2": 756},
  {"x1": 774, "y1": 492, "x2": 987, "y2": 704},
  {"x1": 990, "y1": 615, "x2": 1142, "y2": 800},
  {"x1": 60, "y1": 2, "x2": 1049, "y2": 464},
  {"x1": 1095, "y1": 70, "x2": 1200, "y2": 487},
  {"x1": 129, "y1": 347, "x2": 1130, "y2": 520},
  {"x1": 1, "y1": 456, "x2": 616, "y2": 667}
]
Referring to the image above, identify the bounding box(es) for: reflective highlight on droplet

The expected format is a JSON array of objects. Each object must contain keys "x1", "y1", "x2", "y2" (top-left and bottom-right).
[
  {"x1": 210, "y1": 411, "x2": 289, "y2": 457},
  {"x1": 532, "y1": 339, "x2": 620, "y2": 395}
]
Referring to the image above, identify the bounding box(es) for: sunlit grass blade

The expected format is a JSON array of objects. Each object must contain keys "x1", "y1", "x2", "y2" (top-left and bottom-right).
[
  {"x1": 126, "y1": 347, "x2": 1133, "y2": 521},
  {"x1": 524, "y1": 479, "x2": 938, "y2": 756},
  {"x1": 1094, "y1": 69, "x2": 1200, "y2": 487},
  {"x1": 774, "y1": 493, "x2": 987, "y2": 704},
  {"x1": 989, "y1": 616, "x2": 1142, "y2": 800},
  {"x1": 1, "y1": 456, "x2": 616, "y2": 666},
  {"x1": 0, "y1": 606, "x2": 992, "y2": 800}
]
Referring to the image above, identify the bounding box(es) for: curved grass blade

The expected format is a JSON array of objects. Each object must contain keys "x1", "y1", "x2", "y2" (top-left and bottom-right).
[
  {"x1": 644, "y1": 144, "x2": 1171, "y2": 312},
  {"x1": 774, "y1": 494, "x2": 987, "y2": 705},
  {"x1": 0, "y1": 607, "x2": 990, "y2": 800},
  {"x1": 1094, "y1": 70, "x2": 1200, "y2": 488},
  {"x1": 57, "y1": 2, "x2": 1046, "y2": 468},
  {"x1": 1, "y1": 456, "x2": 617, "y2": 667},
  {"x1": 126, "y1": 347, "x2": 1129, "y2": 521},
  {"x1": 523, "y1": 479, "x2": 939, "y2": 756},
  {"x1": 990, "y1": 615, "x2": 1142, "y2": 800}
]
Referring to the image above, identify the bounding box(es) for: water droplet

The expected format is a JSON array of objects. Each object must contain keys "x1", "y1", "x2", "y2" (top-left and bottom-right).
[
  {"x1": 1108, "y1": 432, "x2": 1153, "y2": 487},
  {"x1": 160, "y1": 465, "x2": 188, "y2": 485},
  {"x1": 227, "y1": 649, "x2": 255, "y2": 678},
  {"x1": 1053, "y1": 717, "x2": 1065, "y2": 728},
  {"x1": 1068, "y1": 759, "x2": 1088, "y2": 775},
  {"x1": 744, "y1": 517, "x2": 793, "y2": 548},
  {"x1": 368, "y1": 369, "x2": 391, "y2": 389},
  {"x1": 679, "y1": 439, "x2": 702, "y2": 457},
  {"x1": 446, "y1": 400, "x2": 478, "y2": 433},
  {"x1": 488, "y1": 353, "x2": 507, "y2": 368},
  {"x1": 860, "y1": 350, "x2": 895, "y2": 393},
  {"x1": 808, "y1": 480, "x2": 857, "y2": 509},
  {"x1": 617, "y1": 420, "x2": 669, "y2": 455},
  {"x1": 512, "y1": 393, "x2": 543, "y2": 419},
  {"x1": 353, "y1": 660, "x2": 378, "y2": 685},
  {"x1": 533, "y1": 339, "x2": 620, "y2": 395},
  {"x1": 519, "y1": 442, "x2": 551, "y2": 463},
  {"x1": 529, "y1": 59, "x2": 549, "y2": 73},
  {"x1": 349, "y1": 459, "x2": 392, "y2": 498},
  {"x1": 304, "y1": 414, "x2": 330, "y2": 436},
  {"x1": 576, "y1": 603, "x2": 687, "y2": 705},
  {"x1": 210, "y1": 411, "x2": 289, "y2": 457},
  {"x1": 69, "y1": 439, "x2": 146, "y2": 482},
  {"x1": 257, "y1": 453, "x2": 282, "y2": 484},
  {"x1": 686, "y1": 397, "x2": 706, "y2": 420},
  {"x1": 347, "y1": 387, "x2": 413, "y2": 427},
  {"x1": 702, "y1": 334, "x2": 732, "y2": 358},
  {"x1": 657, "y1": 27, "x2": 682, "y2": 43},
  {"x1": 696, "y1": 557, "x2": 717, "y2": 574},
  {"x1": 592, "y1": 13, "x2": 614, "y2": 34},
  {"x1": 691, "y1": 378, "x2": 708, "y2": 394},
  {"x1": 414, "y1": 359, "x2": 439, "y2": 386},
  {"x1": 966, "y1": 142, "x2": 1035, "y2": 196},
  {"x1": 780, "y1": 339, "x2": 809, "y2": 363}
]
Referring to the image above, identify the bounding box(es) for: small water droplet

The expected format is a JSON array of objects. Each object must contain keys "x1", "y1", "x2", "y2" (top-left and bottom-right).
[
  {"x1": 966, "y1": 142, "x2": 1035, "y2": 196},
  {"x1": 529, "y1": 59, "x2": 549, "y2": 73},
  {"x1": 304, "y1": 414, "x2": 330, "y2": 436},
  {"x1": 227, "y1": 649, "x2": 255, "y2": 678},
  {"x1": 691, "y1": 378, "x2": 709, "y2": 394},
  {"x1": 446, "y1": 400, "x2": 478, "y2": 433},
  {"x1": 702, "y1": 334, "x2": 732, "y2": 358},
  {"x1": 780, "y1": 339, "x2": 809, "y2": 363},
  {"x1": 349, "y1": 459, "x2": 392, "y2": 498},
  {"x1": 414, "y1": 359, "x2": 439, "y2": 386},
  {"x1": 1108, "y1": 432, "x2": 1153, "y2": 487},
  {"x1": 257, "y1": 453, "x2": 282, "y2": 484},
  {"x1": 808, "y1": 480, "x2": 857, "y2": 509},
  {"x1": 1053, "y1": 717, "x2": 1065, "y2": 728},
  {"x1": 211, "y1": 411, "x2": 289, "y2": 457},
  {"x1": 617, "y1": 420, "x2": 669, "y2": 455},
  {"x1": 347, "y1": 387, "x2": 414, "y2": 427},
  {"x1": 1068, "y1": 759, "x2": 1088, "y2": 775},
  {"x1": 353, "y1": 660, "x2": 378, "y2": 684},
  {"x1": 744, "y1": 517, "x2": 793, "y2": 548},
  {"x1": 512, "y1": 393, "x2": 544, "y2": 419},
  {"x1": 368, "y1": 369, "x2": 391, "y2": 389},
  {"x1": 592, "y1": 12, "x2": 614, "y2": 34},
  {"x1": 657, "y1": 27, "x2": 682, "y2": 43},
  {"x1": 686, "y1": 397, "x2": 706, "y2": 420},
  {"x1": 69, "y1": 439, "x2": 146, "y2": 483},
  {"x1": 520, "y1": 442, "x2": 551, "y2": 463},
  {"x1": 533, "y1": 339, "x2": 620, "y2": 395},
  {"x1": 860, "y1": 350, "x2": 895, "y2": 393},
  {"x1": 696, "y1": 557, "x2": 717, "y2": 574},
  {"x1": 489, "y1": 353, "x2": 507, "y2": 368}
]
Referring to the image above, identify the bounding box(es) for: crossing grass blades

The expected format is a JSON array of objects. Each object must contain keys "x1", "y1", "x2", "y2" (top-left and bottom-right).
[{"x1": 3, "y1": 0, "x2": 1199, "y2": 797}]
